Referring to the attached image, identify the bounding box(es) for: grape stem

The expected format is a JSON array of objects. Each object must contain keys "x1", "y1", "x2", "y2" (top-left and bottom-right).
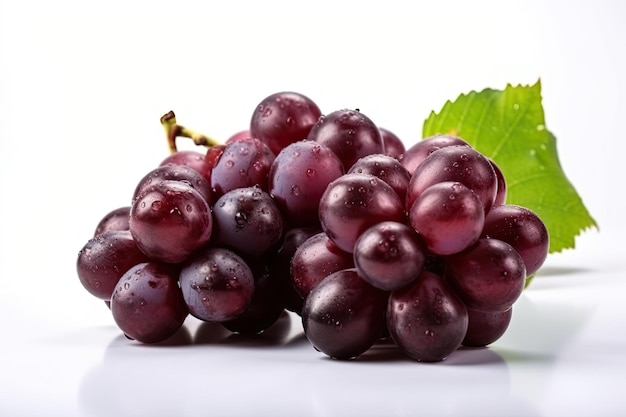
[{"x1": 160, "y1": 111, "x2": 220, "y2": 153}]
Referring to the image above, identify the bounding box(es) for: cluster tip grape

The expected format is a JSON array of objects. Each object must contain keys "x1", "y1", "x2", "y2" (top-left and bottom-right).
[{"x1": 76, "y1": 91, "x2": 549, "y2": 362}]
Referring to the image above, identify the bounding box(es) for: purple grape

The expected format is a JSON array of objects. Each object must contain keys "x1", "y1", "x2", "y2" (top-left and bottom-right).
[
  {"x1": 444, "y1": 238, "x2": 526, "y2": 312},
  {"x1": 268, "y1": 140, "x2": 344, "y2": 227},
  {"x1": 93, "y1": 206, "x2": 130, "y2": 236},
  {"x1": 269, "y1": 226, "x2": 322, "y2": 315},
  {"x1": 490, "y1": 159, "x2": 507, "y2": 206},
  {"x1": 77, "y1": 230, "x2": 150, "y2": 300},
  {"x1": 210, "y1": 137, "x2": 275, "y2": 199},
  {"x1": 319, "y1": 173, "x2": 406, "y2": 253},
  {"x1": 179, "y1": 247, "x2": 255, "y2": 322},
  {"x1": 408, "y1": 181, "x2": 485, "y2": 256},
  {"x1": 387, "y1": 270, "x2": 468, "y2": 362},
  {"x1": 399, "y1": 134, "x2": 470, "y2": 176},
  {"x1": 302, "y1": 268, "x2": 388, "y2": 359},
  {"x1": 132, "y1": 164, "x2": 213, "y2": 207},
  {"x1": 347, "y1": 153, "x2": 411, "y2": 200},
  {"x1": 250, "y1": 91, "x2": 322, "y2": 155},
  {"x1": 406, "y1": 145, "x2": 497, "y2": 214},
  {"x1": 158, "y1": 150, "x2": 214, "y2": 183},
  {"x1": 290, "y1": 232, "x2": 354, "y2": 299},
  {"x1": 110, "y1": 262, "x2": 189, "y2": 343},
  {"x1": 481, "y1": 204, "x2": 549, "y2": 277},
  {"x1": 221, "y1": 262, "x2": 285, "y2": 335},
  {"x1": 462, "y1": 308, "x2": 513, "y2": 347},
  {"x1": 307, "y1": 108, "x2": 384, "y2": 170},
  {"x1": 353, "y1": 221, "x2": 426, "y2": 291},
  {"x1": 129, "y1": 180, "x2": 212, "y2": 264},
  {"x1": 379, "y1": 127, "x2": 405, "y2": 159},
  {"x1": 212, "y1": 186, "x2": 284, "y2": 259}
]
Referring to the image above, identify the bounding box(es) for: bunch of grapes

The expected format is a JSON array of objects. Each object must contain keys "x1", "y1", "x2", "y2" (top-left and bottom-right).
[{"x1": 76, "y1": 91, "x2": 549, "y2": 362}]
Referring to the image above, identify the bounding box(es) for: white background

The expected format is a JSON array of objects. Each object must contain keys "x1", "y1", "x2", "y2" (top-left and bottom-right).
[{"x1": 1, "y1": 0, "x2": 625, "y2": 416}]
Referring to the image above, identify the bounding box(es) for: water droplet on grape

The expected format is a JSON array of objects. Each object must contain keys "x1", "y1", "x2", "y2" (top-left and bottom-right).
[
  {"x1": 123, "y1": 282, "x2": 130, "y2": 290},
  {"x1": 286, "y1": 116, "x2": 295, "y2": 125},
  {"x1": 306, "y1": 168, "x2": 316, "y2": 177},
  {"x1": 225, "y1": 160, "x2": 235, "y2": 168},
  {"x1": 185, "y1": 204, "x2": 193, "y2": 212},
  {"x1": 151, "y1": 201, "x2": 162, "y2": 211},
  {"x1": 235, "y1": 212, "x2": 247, "y2": 226},
  {"x1": 291, "y1": 185, "x2": 300, "y2": 196},
  {"x1": 94, "y1": 280, "x2": 101, "y2": 289}
]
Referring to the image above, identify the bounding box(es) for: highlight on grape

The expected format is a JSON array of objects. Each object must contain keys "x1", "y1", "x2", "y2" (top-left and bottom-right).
[{"x1": 76, "y1": 91, "x2": 549, "y2": 362}]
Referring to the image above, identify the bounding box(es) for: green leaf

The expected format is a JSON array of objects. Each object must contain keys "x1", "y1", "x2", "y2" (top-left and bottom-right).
[{"x1": 422, "y1": 80, "x2": 597, "y2": 253}]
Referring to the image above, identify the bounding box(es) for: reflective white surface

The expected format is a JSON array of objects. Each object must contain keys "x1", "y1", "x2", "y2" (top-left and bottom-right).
[{"x1": 1, "y1": 1, "x2": 625, "y2": 416}]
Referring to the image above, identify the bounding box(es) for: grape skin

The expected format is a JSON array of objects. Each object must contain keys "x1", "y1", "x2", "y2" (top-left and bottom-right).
[
  {"x1": 319, "y1": 173, "x2": 406, "y2": 253},
  {"x1": 409, "y1": 181, "x2": 485, "y2": 256},
  {"x1": 210, "y1": 137, "x2": 276, "y2": 199},
  {"x1": 212, "y1": 186, "x2": 284, "y2": 259},
  {"x1": 269, "y1": 140, "x2": 344, "y2": 227},
  {"x1": 110, "y1": 262, "x2": 189, "y2": 344},
  {"x1": 93, "y1": 206, "x2": 130, "y2": 237},
  {"x1": 387, "y1": 270, "x2": 468, "y2": 362},
  {"x1": 302, "y1": 268, "x2": 388, "y2": 360},
  {"x1": 347, "y1": 153, "x2": 411, "y2": 201},
  {"x1": 133, "y1": 164, "x2": 213, "y2": 206},
  {"x1": 481, "y1": 204, "x2": 549, "y2": 277},
  {"x1": 179, "y1": 247, "x2": 255, "y2": 322},
  {"x1": 406, "y1": 145, "x2": 497, "y2": 215},
  {"x1": 462, "y1": 307, "x2": 513, "y2": 347},
  {"x1": 250, "y1": 91, "x2": 322, "y2": 155},
  {"x1": 308, "y1": 108, "x2": 384, "y2": 171},
  {"x1": 77, "y1": 230, "x2": 150, "y2": 300},
  {"x1": 158, "y1": 150, "x2": 214, "y2": 183},
  {"x1": 353, "y1": 221, "x2": 426, "y2": 292},
  {"x1": 290, "y1": 232, "x2": 354, "y2": 299},
  {"x1": 399, "y1": 134, "x2": 470, "y2": 176},
  {"x1": 379, "y1": 127, "x2": 405, "y2": 159},
  {"x1": 129, "y1": 180, "x2": 212, "y2": 264},
  {"x1": 444, "y1": 238, "x2": 526, "y2": 312}
]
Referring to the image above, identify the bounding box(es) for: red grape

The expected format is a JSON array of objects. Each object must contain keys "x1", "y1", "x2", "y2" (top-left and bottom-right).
[
  {"x1": 408, "y1": 181, "x2": 484, "y2": 255},
  {"x1": 387, "y1": 270, "x2": 468, "y2": 362},
  {"x1": 444, "y1": 238, "x2": 526, "y2": 312},
  {"x1": 353, "y1": 221, "x2": 426, "y2": 291},
  {"x1": 481, "y1": 204, "x2": 549, "y2": 277},
  {"x1": 110, "y1": 262, "x2": 188, "y2": 343},
  {"x1": 308, "y1": 108, "x2": 384, "y2": 171},
  {"x1": 290, "y1": 232, "x2": 354, "y2": 298},
  {"x1": 269, "y1": 140, "x2": 344, "y2": 227},
  {"x1": 250, "y1": 91, "x2": 322, "y2": 155},
  {"x1": 77, "y1": 230, "x2": 149, "y2": 300},
  {"x1": 179, "y1": 247, "x2": 255, "y2": 322},
  {"x1": 130, "y1": 180, "x2": 212, "y2": 264},
  {"x1": 319, "y1": 173, "x2": 405, "y2": 253},
  {"x1": 302, "y1": 268, "x2": 388, "y2": 360}
]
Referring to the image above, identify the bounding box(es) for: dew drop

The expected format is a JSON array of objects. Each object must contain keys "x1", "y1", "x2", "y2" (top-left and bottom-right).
[
  {"x1": 185, "y1": 204, "x2": 193, "y2": 213},
  {"x1": 235, "y1": 212, "x2": 247, "y2": 225},
  {"x1": 123, "y1": 282, "x2": 130, "y2": 290},
  {"x1": 225, "y1": 160, "x2": 235, "y2": 168},
  {"x1": 306, "y1": 168, "x2": 316, "y2": 177},
  {"x1": 291, "y1": 185, "x2": 301, "y2": 196},
  {"x1": 513, "y1": 103, "x2": 520, "y2": 110},
  {"x1": 151, "y1": 201, "x2": 162, "y2": 210}
]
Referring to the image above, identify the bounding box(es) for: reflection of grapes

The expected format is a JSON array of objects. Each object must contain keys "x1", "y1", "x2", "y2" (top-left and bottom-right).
[{"x1": 77, "y1": 89, "x2": 549, "y2": 360}]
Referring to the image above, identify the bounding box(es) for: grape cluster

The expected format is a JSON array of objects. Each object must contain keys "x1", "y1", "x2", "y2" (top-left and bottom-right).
[{"x1": 76, "y1": 91, "x2": 549, "y2": 362}]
